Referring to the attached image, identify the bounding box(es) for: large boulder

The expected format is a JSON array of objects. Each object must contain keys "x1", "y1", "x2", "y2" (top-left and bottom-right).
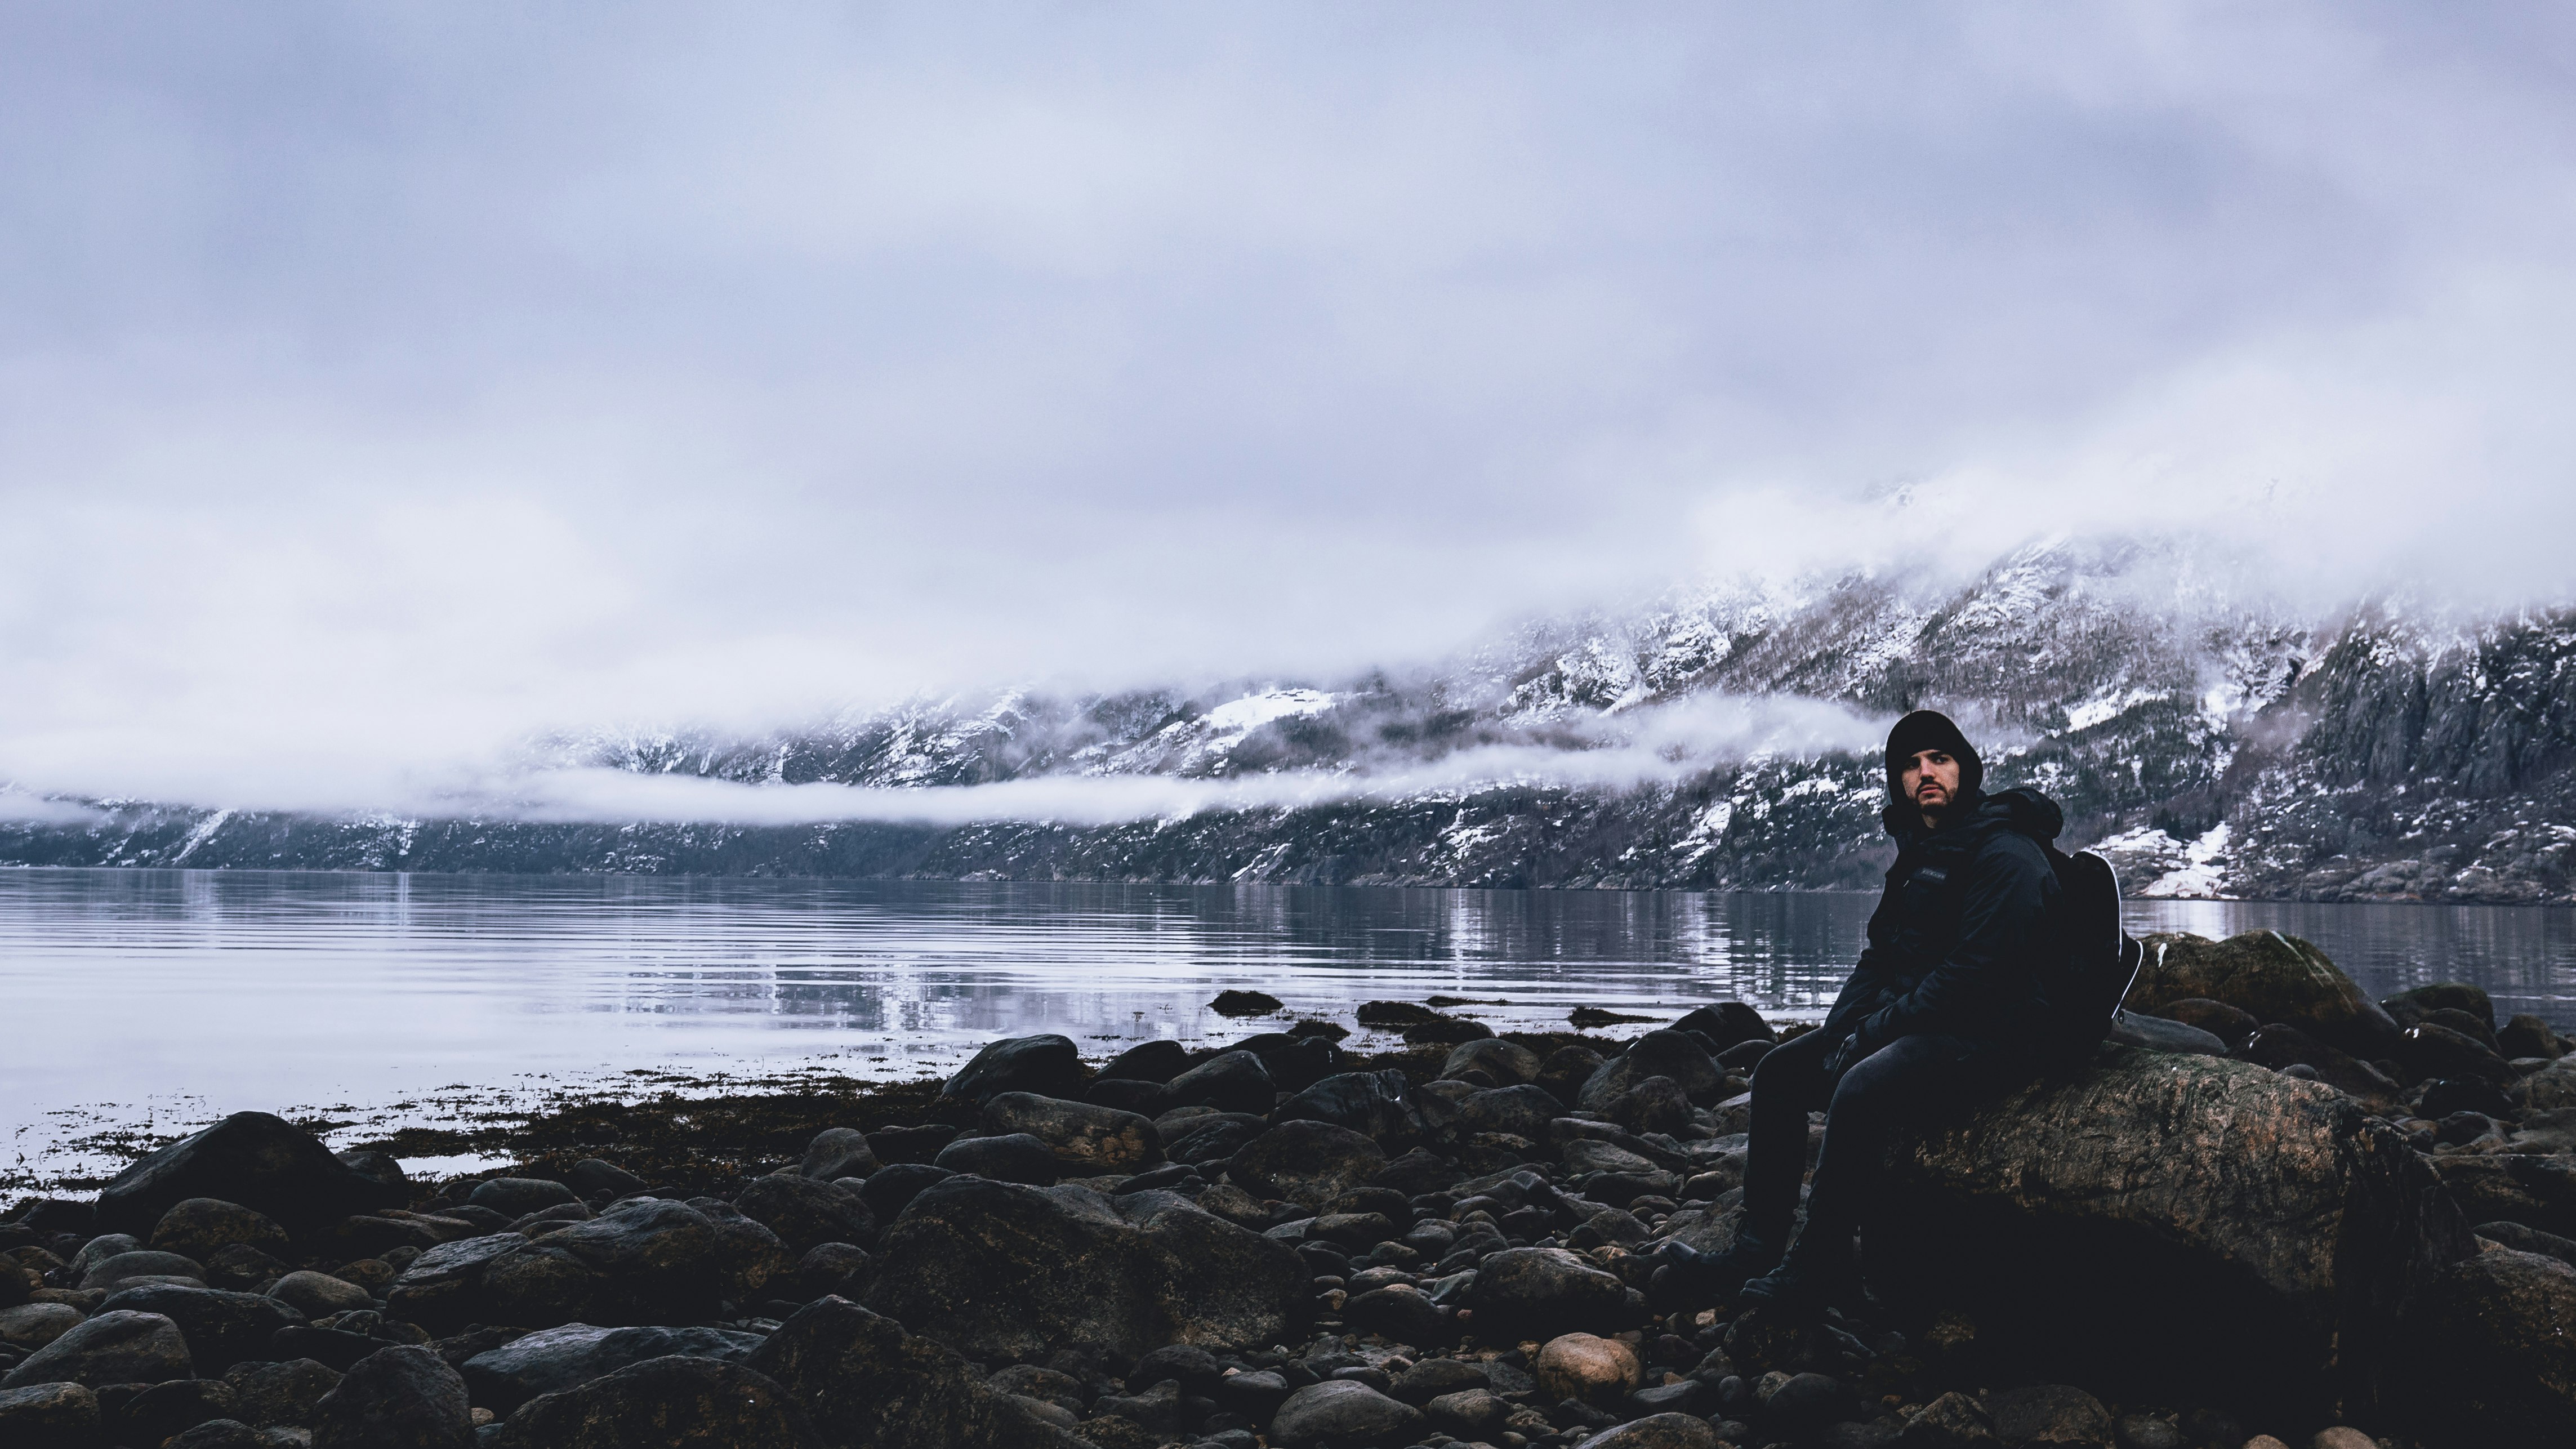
[
  {"x1": 1228, "y1": 1121, "x2": 1387, "y2": 1209},
  {"x1": 1577, "y1": 1032, "x2": 1723, "y2": 1111},
  {"x1": 461, "y1": 1322, "x2": 768, "y2": 1414},
  {"x1": 96, "y1": 1284, "x2": 305, "y2": 1371},
  {"x1": 1275, "y1": 1070, "x2": 1430, "y2": 1144},
  {"x1": 385, "y1": 1233, "x2": 529, "y2": 1332},
  {"x1": 1861, "y1": 1046, "x2": 2472, "y2": 1421},
  {"x1": 0, "y1": 1309, "x2": 193, "y2": 1388},
  {"x1": 2124, "y1": 932, "x2": 2400, "y2": 1056},
  {"x1": 796, "y1": 1129, "x2": 878, "y2": 1182},
  {"x1": 313, "y1": 1345, "x2": 473, "y2": 1449},
  {"x1": 1443, "y1": 1038, "x2": 1543, "y2": 1086},
  {"x1": 1163, "y1": 1051, "x2": 1274, "y2": 1114},
  {"x1": 863, "y1": 1177, "x2": 1304, "y2": 1363},
  {"x1": 0, "y1": 1382, "x2": 99, "y2": 1449},
  {"x1": 1456, "y1": 1084, "x2": 1559, "y2": 1141},
  {"x1": 1099, "y1": 1040, "x2": 1193, "y2": 1085},
  {"x1": 1269, "y1": 1380, "x2": 1424, "y2": 1446},
  {"x1": 941, "y1": 1035, "x2": 1085, "y2": 1108},
  {"x1": 1668, "y1": 1002, "x2": 1776, "y2": 1052},
  {"x1": 493, "y1": 1354, "x2": 825, "y2": 1448},
  {"x1": 95, "y1": 1112, "x2": 407, "y2": 1236},
  {"x1": 1219, "y1": 1032, "x2": 1344, "y2": 1093},
  {"x1": 978, "y1": 1094, "x2": 1162, "y2": 1176},
  {"x1": 384, "y1": 1198, "x2": 769, "y2": 1331},
  {"x1": 152, "y1": 1198, "x2": 296, "y2": 1263},
  {"x1": 1463, "y1": 1248, "x2": 1646, "y2": 1341},
  {"x1": 745, "y1": 1295, "x2": 1087, "y2": 1447},
  {"x1": 734, "y1": 1175, "x2": 877, "y2": 1255},
  {"x1": 2394, "y1": 1247, "x2": 2576, "y2": 1448}
]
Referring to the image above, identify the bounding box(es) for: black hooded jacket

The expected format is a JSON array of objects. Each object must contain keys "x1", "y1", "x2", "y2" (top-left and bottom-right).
[{"x1": 1819, "y1": 784, "x2": 2066, "y2": 1055}]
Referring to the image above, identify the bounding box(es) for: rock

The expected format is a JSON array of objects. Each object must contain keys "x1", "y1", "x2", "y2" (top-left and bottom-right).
[
  {"x1": 1864, "y1": 1046, "x2": 2472, "y2": 1422},
  {"x1": 384, "y1": 1234, "x2": 529, "y2": 1332},
  {"x1": 97, "y1": 1285, "x2": 305, "y2": 1371},
  {"x1": 1275, "y1": 1070, "x2": 1428, "y2": 1144},
  {"x1": 2150, "y1": 997, "x2": 2261, "y2": 1051},
  {"x1": 1424, "y1": 1386, "x2": 1510, "y2": 1435},
  {"x1": 1084, "y1": 1078, "x2": 1175, "y2": 1117},
  {"x1": 2425, "y1": 1006, "x2": 2502, "y2": 1051},
  {"x1": 734, "y1": 1175, "x2": 876, "y2": 1255},
  {"x1": 1165, "y1": 1114, "x2": 1271, "y2": 1167},
  {"x1": 748, "y1": 1295, "x2": 1078, "y2": 1447},
  {"x1": 0, "y1": 1381, "x2": 99, "y2": 1449},
  {"x1": 104, "y1": 1376, "x2": 238, "y2": 1444},
  {"x1": 79, "y1": 1247, "x2": 206, "y2": 1290},
  {"x1": 1392, "y1": 1356, "x2": 1487, "y2": 1403},
  {"x1": 2383, "y1": 982, "x2": 2495, "y2": 1032},
  {"x1": 1, "y1": 1309, "x2": 194, "y2": 1388},
  {"x1": 493, "y1": 1354, "x2": 825, "y2": 1448},
  {"x1": 461, "y1": 1322, "x2": 766, "y2": 1414},
  {"x1": 2309, "y1": 1430, "x2": 2375, "y2": 1449},
  {"x1": 561, "y1": 1160, "x2": 647, "y2": 1200},
  {"x1": 980, "y1": 1094, "x2": 1163, "y2": 1175},
  {"x1": 1460, "y1": 1085, "x2": 1561, "y2": 1141},
  {"x1": 1164, "y1": 1052, "x2": 1276, "y2": 1115},
  {"x1": 681, "y1": 1199, "x2": 792, "y2": 1305},
  {"x1": 226, "y1": 1357, "x2": 344, "y2": 1427},
  {"x1": 2502, "y1": 1014, "x2": 2564, "y2": 1060},
  {"x1": 1344, "y1": 1284, "x2": 1452, "y2": 1345},
  {"x1": 454, "y1": 1197, "x2": 747, "y2": 1327},
  {"x1": 1229, "y1": 1121, "x2": 1387, "y2": 1209},
  {"x1": 95, "y1": 1112, "x2": 408, "y2": 1237},
  {"x1": 165, "y1": 1421, "x2": 264, "y2": 1449},
  {"x1": 932, "y1": 1133, "x2": 1062, "y2": 1185},
  {"x1": 1575, "y1": 1414, "x2": 1724, "y2": 1449},
  {"x1": 1445, "y1": 1038, "x2": 1544, "y2": 1085},
  {"x1": 1463, "y1": 1248, "x2": 1645, "y2": 1341},
  {"x1": 154, "y1": 1199, "x2": 296, "y2": 1263},
  {"x1": 1099, "y1": 1040, "x2": 1193, "y2": 1084},
  {"x1": 2520, "y1": 1058, "x2": 2576, "y2": 1109},
  {"x1": 270, "y1": 1271, "x2": 376, "y2": 1319},
  {"x1": 1579, "y1": 1032, "x2": 1724, "y2": 1111},
  {"x1": 864, "y1": 1123, "x2": 961, "y2": 1165},
  {"x1": 2475, "y1": 1220, "x2": 2576, "y2": 1269},
  {"x1": 2399, "y1": 1022, "x2": 2519, "y2": 1087},
  {"x1": 1220, "y1": 1032, "x2": 1344, "y2": 1093},
  {"x1": 2126, "y1": 933, "x2": 2400, "y2": 1056},
  {"x1": 205, "y1": 1242, "x2": 296, "y2": 1292},
  {"x1": 69, "y1": 1232, "x2": 146, "y2": 1278},
  {"x1": 856, "y1": 1163, "x2": 954, "y2": 1221},
  {"x1": 1210, "y1": 990, "x2": 1284, "y2": 1017},
  {"x1": 795, "y1": 1129, "x2": 879, "y2": 1182},
  {"x1": 1371, "y1": 1147, "x2": 1466, "y2": 1197},
  {"x1": 989, "y1": 1363, "x2": 1086, "y2": 1415},
  {"x1": 1611, "y1": 1076, "x2": 1694, "y2": 1135},
  {"x1": 1535, "y1": 1332, "x2": 1642, "y2": 1402},
  {"x1": 1900, "y1": 1390, "x2": 1999, "y2": 1447},
  {"x1": 2242, "y1": 1025, "x2": 2405, "y2": 1111},
  {"x1": 863, "y1": 1177, "x2": 1304, "y2": 1363},
  {"x1": 470, "y1": 1179, "x2": 578, "y2": 1219},
  {"x1": 942, "y1": 1035, "x2": 1085, "y2": 1108},
  {"x1": 1670, "y1": 1003, "x2": 1776, "y2": 1052},
  {"x1": 2111, "y1": 1414, "x2": 2189, "y2": 1449},
  {"x1": 0, "y1": 1301, "x2": 85, "y2": 1350},
  {"x1": 1357, "y1": 1001, "x2": 1445, "y2": 1027},
  {"x1": 1268, "y1": 1379, "x2": 1424, "y2": 1446},
  {"x1": 2106, "y1": 1011, "x2": 2229, "y2": 1057},
  {"x1": 2394, "y1": 1247, "x2": 2576, "y2": 1447},
  {"x1": 794, "y1": 1241, "x2": 876, "y2": 1299},
  {"x1": 1537, "y1": 1046, "x2": 1607, "y2": 1108},
  {"x1": 1989, "y1": 1384, "x2": 2111, "y2": 1448}
]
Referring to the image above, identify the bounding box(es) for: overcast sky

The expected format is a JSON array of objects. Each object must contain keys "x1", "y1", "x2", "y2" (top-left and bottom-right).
[{"x1": 5, "y1": 3, "x2": 2575, "y2": 809}]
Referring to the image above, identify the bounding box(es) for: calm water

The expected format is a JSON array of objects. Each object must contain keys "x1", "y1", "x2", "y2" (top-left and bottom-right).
[{"x1": 5, "y1": 868, "x2": 2574, "y2": 1190}]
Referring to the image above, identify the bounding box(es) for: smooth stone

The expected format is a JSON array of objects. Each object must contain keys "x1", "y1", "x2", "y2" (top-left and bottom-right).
[
  {"x1": 2395, "y1": 1247, "x2": 2576, "y2": 1446},
  {"x1": 95, "y1": 1112, "x2": 406, "y2": 1236},
  {"x1": 0, "y1": 1309, "x2": 194, "y2": 1388},
  {"x1": 560, "y1": 1160, "x2": 647, "y2": 1200},
  {"x1": 932, "y1": 1133, "x2": 1062, "y2": 1186},
  {"x1": 1443, "y1": 1038, "x2": 1544, "y2": 1086},
  {"x1": 1268, "y1": 1379, "x2": 1423, "y2": 1447},
  {"x1": 857, "y1": 1163, "x2": 955, "y2": 1221},
  {"x1": 1535, "y1": 1332, "x2": 1642, "y2": 1403},
  {"x1": 794, "y1": 1241, "x2": 875, "y2": 1300},
  {"x1": 1574, "y1": 1412, "x2": 1724, "y2": 1449},
  {"x1": 310, "y1": 1344, "x2": 473, "y2": 1449},
  {"x1": 795, "y1": 1129, "x2": 879, "y2": 1183},
  {"x1": 1464, "y1": 1248, "x2": 1643, "y2": 1342},
  {"x1": 1424, "y1": 1386, "x2": 1510, "y2": 1434},
  {"x1": 97, "y1": 1284, "x2": 306, "y2": 1371},
  {"x1": 80, "y1": 1248, "x2": 206, "y2": 1290},
  {"x1": 1390, "y1": 1356, "x2": 1487, "y2": 1403},
  {"x1": 2106, "y1": 1010, "x2": 2229, "y2": 1057},
  {"x1": 1577, "y1": 1031, "x2": 1723, "y2": 1112},
  {"x1": 1989, "y1": 1384, "x2": 2114, "y2": 1449},
  {"x1": 941, "y1": 1035, "x2": 1085, "y2": 1108},
  {"x1": 225, "y1": 1357, "x2": 344, "y2": 1428},
  {"x1": 153, "y1": 1200, "x2": 296, "y2": 1263},
  {"x1": 1164, "y1": 1051, "x2": 1276, "y2": 1115},
  {"x1": 1098, "y1": 1040, "x2": 1193, "y2": 1085},
  {"x1": 466, "y1": 1179, "x2": 577, "y2": 1219},
  {"x1": 1460, "y1": 1084, "x2": 1561, "y2": 1142},
  {"x1": 734, "y1": 1174, "x2": 876, "y2": 1254},
  {"x1": 0, "y1": 1302, "x2": 86, "y2": 1350},
  {"x1": 2129, "y1": 931, "x2": 2400, "y2": 1056},
  {"x1": 461, "y1": 1322, "x2": 766, "y2": 1414},
  {"x1": 979, "y1": 1093, "x2": 1164, "y2": 1176},
  {"x1": 496, "y1": 1353, "x2": 825, "y2": 1448},
  {"x1": 0, "y1": 1380, "x2": 100, "y2": 1448},
  {"x1": 1228, "y1": 1121, "x2": 1387, "y2": 1209},
  {"x1": 269, "y1": 1272, "x2": 376, "y2": 1319}
]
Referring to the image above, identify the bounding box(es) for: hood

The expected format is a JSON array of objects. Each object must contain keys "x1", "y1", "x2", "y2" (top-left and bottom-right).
[{"x1": 1882, "y1": 784, "x2": 2064, "y2": 845}]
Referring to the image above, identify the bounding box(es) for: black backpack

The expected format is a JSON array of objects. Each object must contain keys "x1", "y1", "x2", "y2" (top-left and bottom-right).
[{"x1": 2038, "y1": 845, "x2": 2145, "y2": 1058}]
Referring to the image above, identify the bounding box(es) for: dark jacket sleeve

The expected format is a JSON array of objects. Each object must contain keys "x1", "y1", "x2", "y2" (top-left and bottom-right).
[
  {"x1": 1819, "y1": 885, "x2": 1904, "y2": 1041},
  {"x1": 1853, "y1": 833, "x2": 2056, "y2": 1047}
]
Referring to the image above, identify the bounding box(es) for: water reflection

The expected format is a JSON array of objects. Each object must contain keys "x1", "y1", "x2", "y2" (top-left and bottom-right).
[{"x1": 3, "y1": 868, "x2": 2573, "y2": 1188}]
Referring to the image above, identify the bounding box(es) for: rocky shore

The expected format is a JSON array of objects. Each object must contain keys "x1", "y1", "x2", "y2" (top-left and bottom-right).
[{"x1": 6, "y1": 930, "x2": 2576, "y2": 1449}]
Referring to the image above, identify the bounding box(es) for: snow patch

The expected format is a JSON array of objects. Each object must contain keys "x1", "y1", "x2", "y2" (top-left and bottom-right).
[{"x1": 2140, "y1": 823, "x2": 2232, "y2": 898}]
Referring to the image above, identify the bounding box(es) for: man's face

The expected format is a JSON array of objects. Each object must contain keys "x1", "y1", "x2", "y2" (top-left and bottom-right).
[{"x1": 1900, "y1": 748, "x2": 1963, "y2": 822}]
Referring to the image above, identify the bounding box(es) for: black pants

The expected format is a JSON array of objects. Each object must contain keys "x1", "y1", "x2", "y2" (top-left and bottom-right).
[{"x1": 1740, "y1": 1026, "x2": 2030, "y2": 1243}]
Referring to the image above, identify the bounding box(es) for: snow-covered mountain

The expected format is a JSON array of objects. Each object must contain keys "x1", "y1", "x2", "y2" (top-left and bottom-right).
[{"x1": 10, "y1": 541, "x2": 2575, "y2": 902}]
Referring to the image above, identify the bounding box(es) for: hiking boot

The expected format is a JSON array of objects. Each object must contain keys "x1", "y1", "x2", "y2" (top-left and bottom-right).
[
  {"x1": 1735, "y1": 1227, "x2": 1859, "y2": 1319},
  {"x1": 1649, "y1": 1227, "x2": 1785, "y2": 1305}
]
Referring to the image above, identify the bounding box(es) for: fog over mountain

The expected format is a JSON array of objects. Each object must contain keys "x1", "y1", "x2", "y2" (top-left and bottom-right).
[{"x1": 5, "y1": 6, "x2": 2575, "y2": 897}]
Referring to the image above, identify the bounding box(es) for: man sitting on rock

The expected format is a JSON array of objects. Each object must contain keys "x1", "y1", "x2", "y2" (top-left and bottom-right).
[{"x1": 1658, "y1": 708, "x2": 2066, "y2": 1317}]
